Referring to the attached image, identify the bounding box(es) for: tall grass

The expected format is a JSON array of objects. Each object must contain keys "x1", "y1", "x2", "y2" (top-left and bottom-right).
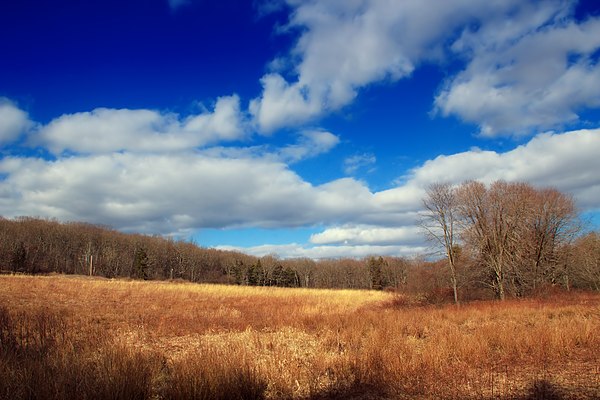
[
  {"x1": 161, "y1": 345, "x2": 266, "y2": 400},
  {"x1": 1, "y1": 275, "x2": 599, "y2": 399},
  {"x1": 0, "y1": 305, "x2": 161, "y2": 400}
]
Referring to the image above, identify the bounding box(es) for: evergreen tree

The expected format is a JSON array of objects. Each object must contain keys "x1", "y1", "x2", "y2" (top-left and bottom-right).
[
  {"x1": 246, "y1": 260, "x2": 260, "y2": 285},
  {"x1": 272, "y1": 264, "x2": 284, "y2": 286},
  {"x1": 11, "y1": 241, "x2": 27, "y2": 273},
  {"x1": 283, "y1": 266, "x2": 299, "y2": 287},
  {"x1": 133, "y1": 247, "x2": 149, "y2": 280},
  {"x1": 232, "y1": 260, "x2": 244, "y2": 285},
  {"x1": 368, "y1": 256, "x2": 385, "y2": 290}
]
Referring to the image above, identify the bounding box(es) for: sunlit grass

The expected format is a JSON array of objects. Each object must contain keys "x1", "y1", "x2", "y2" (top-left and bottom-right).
[{"x1": 1, "y1": 274, "x2": 599, "y2": 399}]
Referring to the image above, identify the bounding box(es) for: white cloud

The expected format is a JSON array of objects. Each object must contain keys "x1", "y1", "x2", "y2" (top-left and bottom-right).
[
  {"x1": 408, "y1": 128, "x2": 600, "y2": 208},
  {"x1": 217, "y1": 242, "x2": 427, "y2": 260},
  {"x1": 310, "y1": 224, "x2": 423, "y2": 246},
  {"x1": 343, "y1": 153, "x2": 376, "y2": 175},
  {"x1": 278, "y1": 129, "x2": 340, "y2": 163},
  {"x1": 436, "y1": 15, "x2": 600, "y2": 136},
  {"x1": 250, "y1": 0, "x2": 525, "y2": 132},
  {"x1": 197, "y1": 128, "x2": 340, "y2": 164},
  {"x1": 0, "y1": 99, "x2": 32, "y2": 144},
  {"x1": 4, "y1": 1, "x2": 600, "y2": 261},
  {"x1": 249, "y1": 73, "x2": 323, "y2": 133},
  {"x1": 0, "y1": 152, "x2": 373, "y2": 234},
  {"x1": 5, "y1": 126, "x2": 598, "y2": 234},
  {"x1": 36, "y1": 95, "x2": 246, "y2": 154},
  {"x1": 250, "y1": 0, "x2": 600, "y2": 136},
  {"x1": 0, "y1": 95, "x2": 348, "y2": 236},
  {"x1": 183, "y1": 95, "x2": 246, "y2": 142}
]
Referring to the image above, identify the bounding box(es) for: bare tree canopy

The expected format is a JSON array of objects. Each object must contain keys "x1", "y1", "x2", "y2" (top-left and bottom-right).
[{"x1": 423, "y1": 180, "x2": 581, "y2": 300}]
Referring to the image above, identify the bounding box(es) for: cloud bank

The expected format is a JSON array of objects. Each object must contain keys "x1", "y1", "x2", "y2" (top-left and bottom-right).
[{"x1": 2, "y1": 97, "x2": 599, "y2": 257}]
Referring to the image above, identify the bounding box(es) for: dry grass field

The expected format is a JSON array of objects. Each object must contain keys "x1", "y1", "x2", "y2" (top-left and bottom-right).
[{"x1": 1, "y1": 274, "x2": 599, "y2": 399}]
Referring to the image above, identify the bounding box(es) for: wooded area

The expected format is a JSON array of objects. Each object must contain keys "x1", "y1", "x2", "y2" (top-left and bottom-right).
[
  {"x1": 0, "y1": 217, "x2": 407, "y2": 291},
  {"x1": 1, "y1": 180, "x2": 599, "y2": 300}
]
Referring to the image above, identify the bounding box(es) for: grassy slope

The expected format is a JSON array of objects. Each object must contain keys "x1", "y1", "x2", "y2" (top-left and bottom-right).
[{"x1": 1, "y1": 274, "x2": 599, "y2": 399}]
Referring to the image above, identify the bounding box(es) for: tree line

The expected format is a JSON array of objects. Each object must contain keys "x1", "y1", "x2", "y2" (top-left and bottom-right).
[{"x1": 0, "y1": 217, "x2": 407, "y2": 290}]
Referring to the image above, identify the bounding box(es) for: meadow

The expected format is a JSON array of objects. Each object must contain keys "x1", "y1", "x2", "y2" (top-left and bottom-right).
[{"x1": 1, "y1": 274, "x2": 599, "y2": 399}]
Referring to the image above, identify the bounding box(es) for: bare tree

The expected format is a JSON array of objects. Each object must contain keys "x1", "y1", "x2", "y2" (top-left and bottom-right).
[
  {"x1": 519, "y1": 188, "x2": 578, "y2": 291},
  {"x1": 457, "y1": 181, "x2": 533, "y2": 299},
  {"x1": 570, "y1": 232, "x2": 600, "y2": 291},
  {"x1": 382, "y1": 256, "x2": 408, "y2": 288},
  {"x1": 421, "y1": 183, "x2": 461, "y2": 303}
]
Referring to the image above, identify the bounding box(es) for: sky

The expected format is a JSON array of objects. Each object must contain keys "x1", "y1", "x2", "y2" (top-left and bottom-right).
[{"x1": 1, "y1": 0, "x2": 600, "y2": 259}]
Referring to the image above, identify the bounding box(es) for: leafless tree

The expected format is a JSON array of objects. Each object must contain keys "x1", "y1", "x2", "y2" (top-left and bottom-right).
[
  {"x1": 421, "y1": 182, "x2": 461, "y2": 303},
  {"x1": 570, "y1": 232, "x2": 600, "y2": 291},
  {"x1": 518, "y1": 188, "x2": 578, "y2": 291}
]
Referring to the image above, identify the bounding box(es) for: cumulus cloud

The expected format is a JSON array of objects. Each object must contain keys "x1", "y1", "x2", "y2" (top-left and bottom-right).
[
  {"x1": 184, "y1": 95, "x2": 246, "y2": 142},
  {"x1": 0, "y1": 94, "x2": 349, "y2": 237},
  {"x1": 435, "y1": 14, "x2": 600, "y2": 136},
  {"x1": 249, "y1": 73, "x2": 322, "y2": 133},
  {"x1": 5, "y1": 1, "x2": 600, "y2": 260},
  {"x1": 308, "y1": 128, "x2": 600, "y2": 250},
  {"x1": 215, "y1": 128, "x2": 600, "y2": 258},
  {"x1": 36, "y1": 95, "x2": 246, "y2": 154},
  {"x1": 0, "y1": 152, "x2": 373, "y2": 234},
  {"x1": 408, "y1": 128, "x2": 600, "y2": 208},
  {"x1": 310, "y1": 225, "x2": 423, "y2": 246},
  {"x1": 278, "y1": 129, "x2": 340, "y2": 163},
  {"x1": 250, "y1": 0, "x2": 600, "y2": 136},
  {"x1": 0, "y1": 99, "x2": 32, "y2": 144},
  {"x1": 249, "y1": 0, "x2": 514, "y2": 132}
]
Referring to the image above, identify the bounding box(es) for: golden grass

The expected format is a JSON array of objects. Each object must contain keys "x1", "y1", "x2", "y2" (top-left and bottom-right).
[{"x1": 1, "y1": 274, "x2": 599, "y2": 399}]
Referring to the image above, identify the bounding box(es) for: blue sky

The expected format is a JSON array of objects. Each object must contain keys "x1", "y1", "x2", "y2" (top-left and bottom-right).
[{"x1": 1, "y1": 0, "x2": 600, "y2": 259}]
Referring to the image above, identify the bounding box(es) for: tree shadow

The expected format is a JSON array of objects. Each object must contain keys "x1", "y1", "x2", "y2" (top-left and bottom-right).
[
  {"x1": 514, "y1": 379, "x2": 566, "y2": 400},
  {"x1": 309, "y1": 379, "x2": 572, "y2": 400},
  {"x1": 307, "y1": 382, "x2": 389, "y2": 400}
]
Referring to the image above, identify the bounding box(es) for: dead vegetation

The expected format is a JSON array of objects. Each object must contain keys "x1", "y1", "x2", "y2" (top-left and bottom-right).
[{"x1": 1, "y1": 274, "x2": 599, "y2": 399}]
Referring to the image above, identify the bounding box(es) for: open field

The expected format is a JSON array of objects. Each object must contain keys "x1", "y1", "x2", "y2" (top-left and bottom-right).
[{"x1": 1, "y1": 275, "x2": 599, "y2": 399}]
